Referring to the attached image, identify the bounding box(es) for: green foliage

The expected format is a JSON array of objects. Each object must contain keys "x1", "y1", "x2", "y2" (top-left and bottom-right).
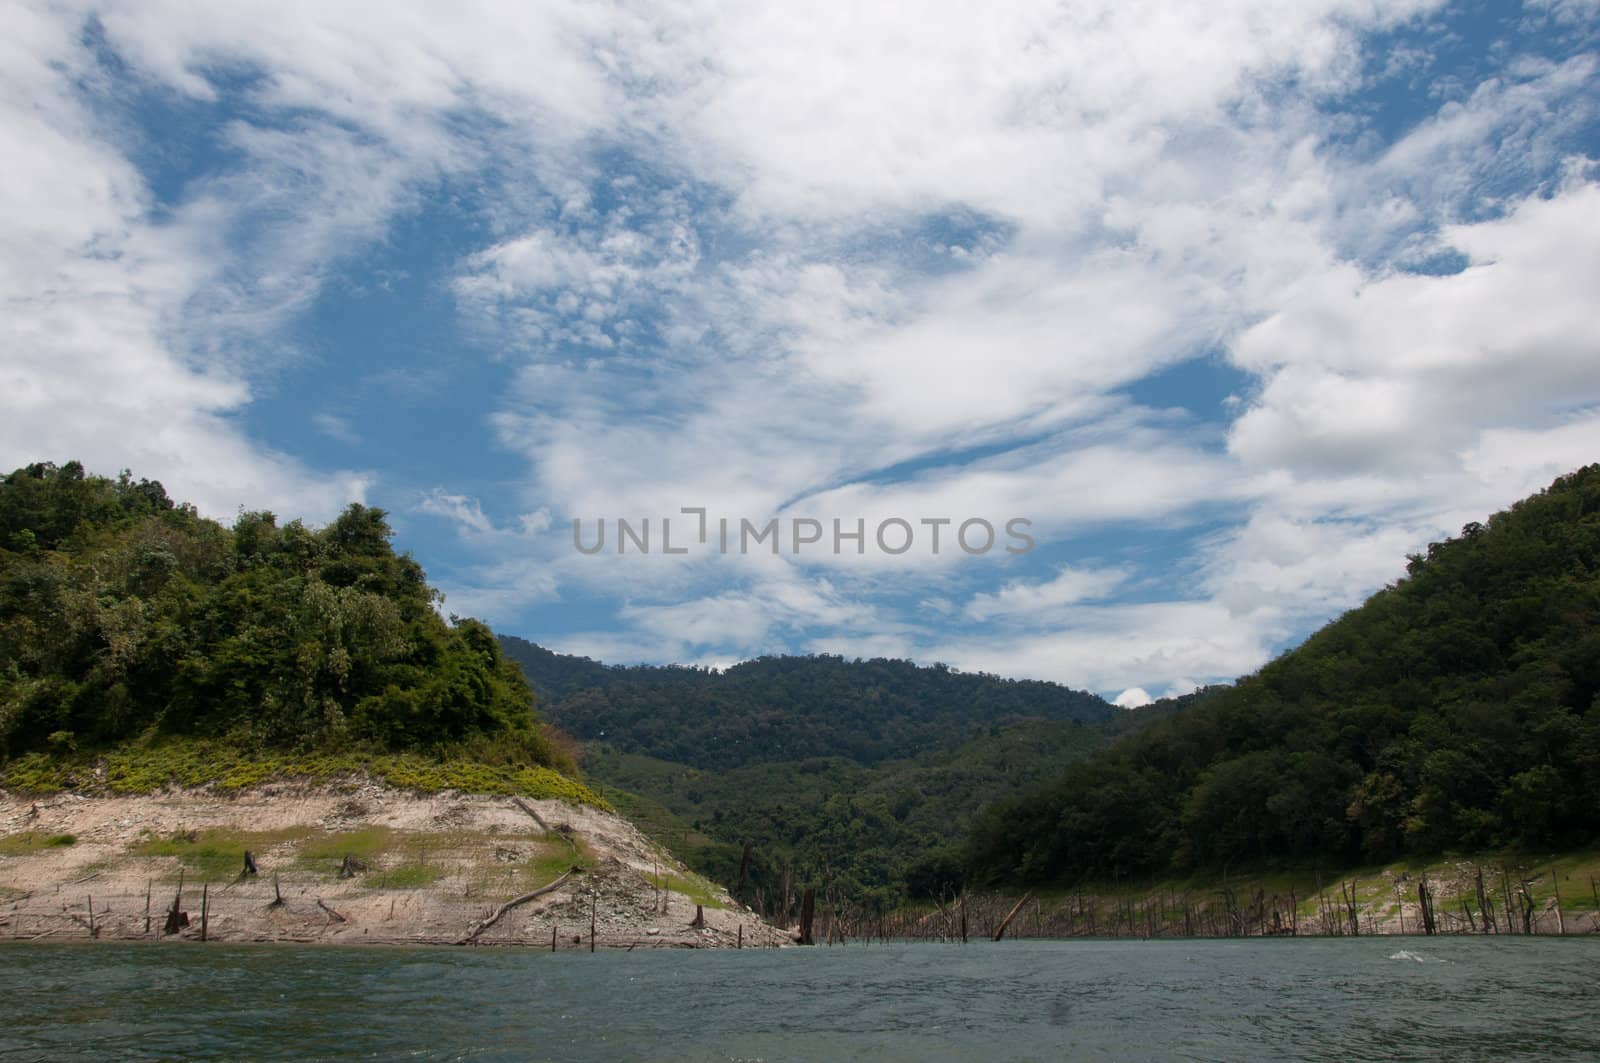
[
  {"x1": 0, "y1": 461, "x2": 580, "y2": 789},
  {"x1": 966, "y1": 465, "x2": 1600, "y2": 887},
  {"x1": 0, "y1": 736, "x2": 608, "y2": 806},
  {"x1": 581, "y1": 714, "x2": 1139, "y2": 910},
  {"x1": 503, "y1": 637, "x2": 1113, "y2": 769}
]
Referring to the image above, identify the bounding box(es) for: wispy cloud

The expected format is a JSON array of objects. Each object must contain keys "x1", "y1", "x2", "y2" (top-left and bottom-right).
[{"x1": 2, "y1": 0, "x2": 1596, "y2": 697}]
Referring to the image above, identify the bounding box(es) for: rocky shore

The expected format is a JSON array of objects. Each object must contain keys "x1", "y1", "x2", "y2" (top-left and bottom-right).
[{"x1": 0, "y1": 782, "x2": 789, "y2": 949}]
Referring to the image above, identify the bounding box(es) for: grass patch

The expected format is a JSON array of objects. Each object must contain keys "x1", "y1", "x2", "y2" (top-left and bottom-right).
[
  {"x1": 367, "y1": 864, "x2": 443, "y2": 889},
  {"x1": 295, "y1": 826, "x2": 395, "y2": 866},
  {"x1": 0, "y1": 832, "x2": 77, "y2": 855},
  {"x1": 0, "y1": 739, "x2": 609, "y2": 809},
  {"x1": 658, "y1": 869, "x2": 727, "y2": 911},
  {"x1": 461, "y1": 838, "x2": 590, "y2": 900},
  {"x1": 530, "y1": 837, "x2": 594, "y2": 878},
  {"x1": 132, "y1": 827, "x2": 310, "y2": 880}
]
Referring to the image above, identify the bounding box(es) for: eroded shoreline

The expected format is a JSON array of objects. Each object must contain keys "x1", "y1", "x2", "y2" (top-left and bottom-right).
[{"x1": 0, "y1": 783, "x2": 789, "y2": 950}]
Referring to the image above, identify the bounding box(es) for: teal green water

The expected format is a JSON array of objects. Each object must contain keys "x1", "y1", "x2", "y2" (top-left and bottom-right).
[{"x1": 1, "y1": 938, "x2": 1595, "y2": 1061}]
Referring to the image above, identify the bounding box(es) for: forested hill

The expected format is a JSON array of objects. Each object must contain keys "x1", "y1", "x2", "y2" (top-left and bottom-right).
[
  {"x1": 0, "y1": 461, "x2": 570, "y2": 775},
  {"x1": 500, "y1": 636, "x2": 1114, "y2": 769},
  {"x1": 965, "y1": 465, "x2": 1600, "y2": 887}
]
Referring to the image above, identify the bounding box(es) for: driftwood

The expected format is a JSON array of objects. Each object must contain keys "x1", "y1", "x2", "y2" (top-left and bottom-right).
[
  {"x1": 993, "y1": 892, "x2": 1034, "y2": 941},
  {"x1": 317, "y1": 899, "x2": 348, "y2": 923},
  {"x1": 511, "y1": 797, "x2": 552, "y2": 832},
  {"x1": 514, "y1": 797, "x2": 580, "y2": 856},
  {"x1": 455, "y1": 868, "x2": 578, "y2": 945}
]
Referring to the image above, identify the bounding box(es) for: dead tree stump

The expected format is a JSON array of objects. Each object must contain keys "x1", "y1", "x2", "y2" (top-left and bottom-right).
[
  {"x1": 798, "y1": 888, "x2": 816, "y2": 945},
  {"x1": 163, "y1": 871, "x2": 189, "y2": 936}
]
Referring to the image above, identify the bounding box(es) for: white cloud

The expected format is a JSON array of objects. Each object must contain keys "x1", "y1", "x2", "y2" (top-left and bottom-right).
[
  {"x1": 966, "y1": 564, "x2": 1130, "y2": 622},
  {"x1": 0, "y1": 2, "x2": 368, "y2": 521},
  {"x1": 417, "y1": 489, "x2": 495, "y2": 535},
  {"x1": 313, "y1": 413, "x2": 361, "y2": 446},
  {"x1": 3, "y1": 0, "x2": 1596, "y2": 699}
]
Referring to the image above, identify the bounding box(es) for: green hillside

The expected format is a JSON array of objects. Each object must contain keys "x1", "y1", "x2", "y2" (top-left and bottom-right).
[
  {"x1": 965, "y1": 465, "x2": 1600, "y2": 887},
  {"x1": 503, "y1": 638, "x2": 1206, "y2": 908},
  {"x1": 500, "y1": 639, "x2": 1114, "y2": 768},
  {"x1": 0, "y1": 461, "x2": 584, "y2": 798}
]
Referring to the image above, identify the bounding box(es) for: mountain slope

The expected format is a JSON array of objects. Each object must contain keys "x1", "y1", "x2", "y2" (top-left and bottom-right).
[
  {"x1": 0, "y1": 461, "x2": 573, "y2": 781},
  {"x1": 965, "y1": 464, "x2": 1600, "y2": 886},
  {"x1": 501, "y1": 638, "x2": 1210, "y2": 907},
  {"x1": 500, "y1": 639, "x2": 1114, "y2": 769}
]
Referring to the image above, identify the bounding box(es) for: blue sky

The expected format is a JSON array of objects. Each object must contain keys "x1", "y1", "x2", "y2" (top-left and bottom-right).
[{"x1": 3, "y1": 0, "x2": 1598, "y2": 704}]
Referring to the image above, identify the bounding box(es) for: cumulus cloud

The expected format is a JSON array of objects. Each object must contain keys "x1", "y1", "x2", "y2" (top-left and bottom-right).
[{"x1": 3, "y1": 0, "x2": 1597, "y2": 697}]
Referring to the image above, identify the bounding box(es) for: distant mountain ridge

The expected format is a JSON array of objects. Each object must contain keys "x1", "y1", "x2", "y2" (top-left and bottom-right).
[{"x1": 498, "y1": 636, "x2": 1115, "y2": 770}]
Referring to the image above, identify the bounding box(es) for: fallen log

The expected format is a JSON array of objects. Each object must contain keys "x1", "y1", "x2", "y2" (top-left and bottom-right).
[
  {"x1": 514, "y1": 797, "x2": 579, "y2": 855},
  {"x1": 317, "y1": 899, "x2": 348, "y2": 924},
  {"x1": 455, "y1": 868, "x2": 578, "y2": 945},
  {"x1": 993, "y1": 892, "x2": 1034, "y2": 942},
  {"x1": 511, "y1": 797, "x2": 552, "y2": 832}
]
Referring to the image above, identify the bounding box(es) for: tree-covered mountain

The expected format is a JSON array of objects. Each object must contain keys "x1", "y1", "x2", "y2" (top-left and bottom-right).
[
  {"x1": 0, "y1": 461, "x2": 570, "y2": 775},
  {"x1": 501, "y1": 636, "x2": 1209, "y2": 908},
  {"x1": 584, "y1": 716, "x2": 1124, "y2": 907},
  {"x1": 500, "y1": 637, "x2": 1115, "y2": 769},
  {"x1": 965, "y1": 465, "x2": 1600, "y2": 887}
]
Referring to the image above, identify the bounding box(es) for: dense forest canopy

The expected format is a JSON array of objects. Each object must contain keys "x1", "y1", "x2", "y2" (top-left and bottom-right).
[
  {"x1": 504, "y1": 637, "x2": 1202, "y2": 906},
  {"x1": 501, "y1": 637, "x2": 1114, "y2": 769},
  {"x1": 965, "y1": 465, "x2": 1600, "y2": 887},
  {"x1": 0, "y1": 461, "x2": 567, "y2": 772}
]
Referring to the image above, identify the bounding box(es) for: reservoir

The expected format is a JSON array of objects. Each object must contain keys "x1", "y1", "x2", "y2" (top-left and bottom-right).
[{"x1": 2, "y1": 937, "x2": 1595, "y2": 1061}]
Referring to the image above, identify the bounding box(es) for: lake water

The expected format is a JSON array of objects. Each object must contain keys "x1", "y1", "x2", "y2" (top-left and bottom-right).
[{"x1": 1, "y1": 937, "x2": 1595, "y2": 1061}]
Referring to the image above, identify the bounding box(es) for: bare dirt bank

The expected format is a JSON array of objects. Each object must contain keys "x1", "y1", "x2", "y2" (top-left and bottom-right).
[{"x1": 0, "y1": 782, "x2": 788, "y2": 949}]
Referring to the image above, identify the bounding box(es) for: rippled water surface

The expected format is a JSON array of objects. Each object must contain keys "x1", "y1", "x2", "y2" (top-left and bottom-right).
[{"x1": 1, "y1": 937, "x2": 1596, "y2": 1061}]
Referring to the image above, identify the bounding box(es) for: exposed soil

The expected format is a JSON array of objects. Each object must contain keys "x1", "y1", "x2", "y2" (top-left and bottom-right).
[{"x1": 0, "y1": 782, "x2": 788, "y2": 949}]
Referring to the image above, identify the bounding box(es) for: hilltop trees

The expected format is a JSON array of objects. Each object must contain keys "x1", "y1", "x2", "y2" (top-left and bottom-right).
[{"x1": 0, "y1": 461, "x2": 567, "y2": 772}]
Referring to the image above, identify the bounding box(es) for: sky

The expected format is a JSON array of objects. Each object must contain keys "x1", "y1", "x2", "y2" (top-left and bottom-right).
[{"x1": 3, "y1": 0, "x2": 1598, "y2": 706}]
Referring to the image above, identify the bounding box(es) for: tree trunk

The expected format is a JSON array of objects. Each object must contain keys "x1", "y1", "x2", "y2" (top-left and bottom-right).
[
  {"x1": 163, "y1": 870, "x2": 189, "y2": 936},
  {"x1": 798, "y1": 887, "x2": 816, "y2": 946},
  {"x1": 993, "y1": 893, "x2": 1034, "y2": 942},
  {"x1": 455, "y1": 869, "x2": 578, "y2": 944}
]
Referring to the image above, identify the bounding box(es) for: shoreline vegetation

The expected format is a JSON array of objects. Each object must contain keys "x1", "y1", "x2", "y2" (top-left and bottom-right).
[
  {"x1": 0, "y1": 736, "x2": 606, "y2": 808},
  {"x1": 809, "y1": 852, "x2": 1600, "y2": 944}
]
